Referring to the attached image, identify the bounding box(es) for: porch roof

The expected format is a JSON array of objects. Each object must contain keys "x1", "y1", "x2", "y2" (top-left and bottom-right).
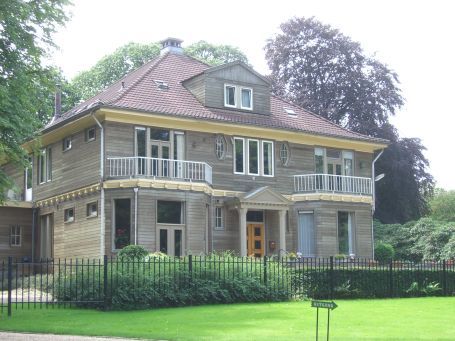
[{"x1": 226, "y1": 186, "x2": 291, "y2": 210}]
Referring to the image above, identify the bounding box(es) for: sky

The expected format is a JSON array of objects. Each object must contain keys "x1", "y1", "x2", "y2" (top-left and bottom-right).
[{"x1": 51, "y1": 0, "x2": 455, "y2": 189}]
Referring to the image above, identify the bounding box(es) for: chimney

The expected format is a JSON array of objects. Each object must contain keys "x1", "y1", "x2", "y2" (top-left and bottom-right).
[
  {"x1": 160, "y1": 37, "x2": 183, "y2": 55},
  {"x1": 54, "y1": 86, "x2": 62, "y2": 118}
]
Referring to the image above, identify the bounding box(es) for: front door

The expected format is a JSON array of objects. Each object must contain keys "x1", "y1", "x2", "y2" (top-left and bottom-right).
[
  {"x1": 247, "y1": 223, "x2": 264, "y2": 257},
  {"x1": 158, "y1": 227, "x2": 184, "y2": 257}
]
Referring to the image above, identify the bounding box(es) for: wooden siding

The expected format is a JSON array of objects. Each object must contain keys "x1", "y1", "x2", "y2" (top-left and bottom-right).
[
  {"x1": 33, "y1": 125, "x2": 101, "y2": 201},
  {"x1": 0, "y1": 207, "x2": 33, "y2": 261},
  {"x1": 183, "y1": 74, "x2": 205, "y2": 105}
]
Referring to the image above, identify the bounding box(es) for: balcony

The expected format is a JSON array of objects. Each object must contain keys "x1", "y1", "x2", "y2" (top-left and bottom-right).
[
  {"x1": 293, "y1": 174, "x2": 372, "y2": 196},
  {"x1": 107, "y1": 157, "x2": 212, "y2": 185}
]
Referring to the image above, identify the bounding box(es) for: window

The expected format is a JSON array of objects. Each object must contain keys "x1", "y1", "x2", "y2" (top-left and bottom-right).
[
  {"x1": 85, "y1": 127, "x2": 96, "y2": 142},
  {"x1": 224, "y1": 85, "x2": 236, "y2": 107},
  {"x1": 86, "y1": 201, "x2": 98, "y2": 218},
  {"x1": 135, "y1": 127, "x2": 147, "y2": 175},
  {"x1": 38, "y1": 148, "x2": 52, "y2": 184},
  {"x1": 64, "y1": 207, "x2": 75, "y2": 223},
  {"x1": 63, "y1": 136, "x2": 72, "y2": 151},
  {"x1": 262, "y1": 141, "x2": 274, "y2": 176},
  {"x1": 343, "y1": 151, "x2": 354, "y2": 176},
  {"x1": 338, "y1": 212, "x2": 355, "y2": 255},
  {"x1": 234, "y1": 137, "x2": 245, "y2": 174},
  {"x1": 241, "y1": 88, "x2": 253, "y2": 110},
  {"x1": 280, "y1": 143, "x2": 290, "y2": 166},
  {"x1": 314, "y1": 148, "x2": 325, "y2": 173},
  {"x1": 10, "y1": 225, "x2": 21, "y2": 246},
  {"x1": 114, "y1": 199, "x2": 131, "y2": 249},
  {"x1": 150, "y1": 128, "x2": 170, "y2": 141},
  {"x1": 24, "y1": 156, "x2": 32, "y2": 199},
  {"x1": 248, "y1": 139, "x2": 259, "y2": 175},
  {"x1": 215, "y1": 207, "x2": 224, "y2": 230},
  {"x1": 215, "y1": 135, "x2": 226, "y2": 160},
  {"x1": 157, "y1": 201, "x2": 184, "y2": 224}
]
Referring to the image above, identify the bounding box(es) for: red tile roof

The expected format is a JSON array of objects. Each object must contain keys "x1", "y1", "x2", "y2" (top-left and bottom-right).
[{"x1": 46, "y1": 52, "x2": 386, "y2": 144}]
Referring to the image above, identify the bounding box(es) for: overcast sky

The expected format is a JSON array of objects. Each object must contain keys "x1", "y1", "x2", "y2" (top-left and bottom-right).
[{"x1": 51, "y1": 0, "x2": 455, "y2": 189}]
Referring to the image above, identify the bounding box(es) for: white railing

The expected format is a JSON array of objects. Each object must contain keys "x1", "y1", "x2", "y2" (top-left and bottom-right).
[
  {"x1": 294, "y1": 174, "x2": 372, "y2": 195},
  {"x1": 107, "y1": 157, "x2": 212, "y2": 185}
]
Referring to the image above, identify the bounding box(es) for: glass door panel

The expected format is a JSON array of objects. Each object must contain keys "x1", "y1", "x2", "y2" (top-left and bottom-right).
[{"x1": 158, "y1": 227, "x2": 184, "y2": 256}]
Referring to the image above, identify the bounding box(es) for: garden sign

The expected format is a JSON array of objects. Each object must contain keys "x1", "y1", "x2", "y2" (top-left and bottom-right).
[{"x1": 311, "y1": 300, "x2": 338, "y2": 340}]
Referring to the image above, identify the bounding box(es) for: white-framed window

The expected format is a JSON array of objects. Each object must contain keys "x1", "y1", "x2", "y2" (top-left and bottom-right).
[
  {"x1": 247, "y1": 139, "x2": 259, "y2": 175},
  {"x1": 64, "y1": 207, "x2": 75, "y2": 223},
  {"x1": 86, "y1": 201, "x2": 98, "y2": 218},
  {"x1": 343, "y1": 151, "x2": 354, "y2": 176},
  {"x1": 10, "y1": 225, "x2": 21, "y2": 247},
  {"x1": 338, "y1": 211, "x2": 355, "y2": 256},
  {"x1": 85, "y1": 127, "x2": 96, "y2": 142},
  {"x1": 280, "y1": 143, "x2": 290, "y2": 166},
  {"x1": 224, "y1": 84, "x2": 236, "y2": 108},
  {"x1": 38, "y1": 148, "x2": 52, "y2": 184},
  {"x1": 62, "y1": 136, "x2": 72, "y2": 151},
  {"x1": 114, "y1": 198, "x2": 131, "y2": 250},
  {"x1": 233, "y1": 137, "x2": 245, "y2": 174},
  {"x1": 215, "y1": 135, "x2": 226, "y2": 160},
  {"x1": 262, "y1": 140, "x2": 274, "y2": 177},
  {"x1": 215, "y1": 206, "x2": 224, "y2": 230},
  {"x1": 157, "y1": 201, "x2": 184, "y2": 225},
  {"x1": 240, "y1": 87, "x2": 253, "y2": 110}
]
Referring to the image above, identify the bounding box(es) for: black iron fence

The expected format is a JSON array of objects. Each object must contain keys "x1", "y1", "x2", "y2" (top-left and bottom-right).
[{"x1": 1, "y1": 256, "x2": 454, "y2": 316}]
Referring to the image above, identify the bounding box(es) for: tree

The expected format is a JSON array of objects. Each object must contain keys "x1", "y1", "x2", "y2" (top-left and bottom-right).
[
  {"x1": 0, "y1": 0, "x2": 71, "y2": 202},
  {"x1": 265, "y1": 17, "x2": 434, "y2": 223},
  {"x1": 185, "y1": 40, "x2": 248, "y2": 66},
  {"x1": 429, "y1": 189, "x2": 455, "y2": 222},
  {"x1": 69, "y1": 40, "x2": 249, "y2": 105}
]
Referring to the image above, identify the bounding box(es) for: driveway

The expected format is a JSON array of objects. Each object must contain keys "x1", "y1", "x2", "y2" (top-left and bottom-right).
[{"x1": 0, "y1": 332, "x2": 160, "y2": 340}]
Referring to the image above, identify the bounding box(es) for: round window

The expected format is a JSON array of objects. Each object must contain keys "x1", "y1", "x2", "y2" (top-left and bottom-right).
[
  {"x1": 215, "y1": 135, "x2": 226, "y2": 160},
  {"x1": 280, "y1": 143, "x2": 290, "y2": 166}
]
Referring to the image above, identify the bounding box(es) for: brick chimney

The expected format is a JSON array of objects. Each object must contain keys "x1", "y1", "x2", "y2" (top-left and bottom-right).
[
  {"x1": 54, "y1": 86, "x2": 62, "y2": 118},
  {"x1": 160, "y1": 37, "x2": 183, "y2": 55}
]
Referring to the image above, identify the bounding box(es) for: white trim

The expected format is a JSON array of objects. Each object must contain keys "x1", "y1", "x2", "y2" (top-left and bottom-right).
[
  {"x1": 224, "y1": 84, "x2": 237, "y2": 108},
  {"x1": 233, "y1": 137, "x2": 245, "y2": 174},
  {"x1": 261, "y1": 140, "x2": 274, "y2": 177},
  {"x1": 247, "y1": 139, "x2": 260, "y2": 176},
  {"x1": 10, "y1": 225, "x2": 21, "y2": 247},
  {"x1": 214, "y1": 206, "x2": 224, "y2": 230},
  {"x1": 240, "y1": 87, "x2": 253, "y2": 110},
  {"x1": 63, "y1": 207, "x2": 75, "y2": 223}
]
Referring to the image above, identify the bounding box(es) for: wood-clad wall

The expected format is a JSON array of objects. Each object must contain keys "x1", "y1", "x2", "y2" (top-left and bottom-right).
[{"x1": 0, "y1": 207, "x2": 33, "y2": 261}]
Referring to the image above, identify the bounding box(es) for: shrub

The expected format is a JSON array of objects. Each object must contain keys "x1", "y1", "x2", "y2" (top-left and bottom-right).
[
  {"x1": 118, "y1": 245, "x2": 149, "y2": 260},
  {"x1": 375, "y1": 243, "x2": 395, "y2": 263}
]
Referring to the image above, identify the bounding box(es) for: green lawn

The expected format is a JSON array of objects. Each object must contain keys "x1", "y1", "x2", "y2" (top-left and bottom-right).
[{"x1": 0, "y1": 298, "x2": 454, "y2": 340}]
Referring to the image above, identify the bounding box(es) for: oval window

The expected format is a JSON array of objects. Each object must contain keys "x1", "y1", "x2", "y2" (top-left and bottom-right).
[
  {"x1": 280, "y1": 143, "x2": 290, "y2": 166},
  {"x1": 215, "y1": 135, "x2": 226, "y2": 160}
]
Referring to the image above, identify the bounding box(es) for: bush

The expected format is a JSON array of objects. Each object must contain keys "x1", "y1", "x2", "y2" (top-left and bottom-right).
[
  {"x1": 375, "y1": 243, "x2": 395, "y2": 263},
  {"x1": 118, "y1": 245, "x2": 149, "y2": 260}
]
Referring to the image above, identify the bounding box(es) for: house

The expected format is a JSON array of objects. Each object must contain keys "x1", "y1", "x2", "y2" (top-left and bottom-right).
[{"x1": 0, "y1": 38, "x2": 387, "y2": 261}]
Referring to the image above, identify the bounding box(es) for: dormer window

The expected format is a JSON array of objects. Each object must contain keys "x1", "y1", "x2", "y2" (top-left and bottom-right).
[
  {"x1": 224, "y1": 85, "x2": 236, "y2": 107},
  {"x1": 224, "y1": 84, "x2": 253, "y2": 110},
  {"x1": 241, "y1": 88, "x2": 253, "y2": 110}
]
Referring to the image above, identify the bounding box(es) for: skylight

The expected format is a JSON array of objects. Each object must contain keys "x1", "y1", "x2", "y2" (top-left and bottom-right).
[
  {"x1": 154, "y1": 80, "x2": 169, "y2": 90},
  {"x1": 285, "y1": 108, "x2": 297, "y2": 117}
]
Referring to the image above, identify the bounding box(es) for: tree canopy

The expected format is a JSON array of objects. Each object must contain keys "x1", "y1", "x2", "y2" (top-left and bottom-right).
[
  {"x1": 265, "y1": 17, "x2": 434, "y2": 223},
  {"x1": 429, "y1": 189, "x2": 455, "y2": 222},
  {"x1": 185, "y1": 40, "x2": 248, "y2": 66},
  {"x1": 0, "y1": 0, "x2": 71, "y2": 201}
]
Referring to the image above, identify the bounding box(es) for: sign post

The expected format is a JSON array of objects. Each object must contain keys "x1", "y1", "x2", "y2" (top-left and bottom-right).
[{"x1": 311, "y1": 300, "x2": 337, "y2": 340}]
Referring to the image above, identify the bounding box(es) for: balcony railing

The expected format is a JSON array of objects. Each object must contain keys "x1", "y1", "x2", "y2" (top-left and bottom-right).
[
  {"x1": 294, "y1": 174, "x2": 372, "y2": 195},
  {"x1": 107, "y1": 157, "x2": 212, "y2": 185}
]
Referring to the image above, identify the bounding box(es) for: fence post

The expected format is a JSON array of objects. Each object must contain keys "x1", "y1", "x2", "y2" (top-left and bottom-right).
[
  {"x1": 389, "y1": 261, "x2": 393, "y2": 298},
  {"x1": 188, "y1": 254, "x2": 193, "y2": 276},
  {"x1": 442, "y1": 259, "x2": 447, "y2": 296},
  {"x1": 103, "y1": 255, "x2": 108, "y2": 310},
  {"x1": 329, "y1": 256, "x2": 334, "y2": 299},
  {"x1": 7, "y1": 256, "x2": 12, "y2": 317},
  {"x1": 263, "y1": 256, "x2": 268, "y2": 286}
]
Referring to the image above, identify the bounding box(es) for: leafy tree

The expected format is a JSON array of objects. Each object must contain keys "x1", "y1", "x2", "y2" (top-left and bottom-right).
[
  {"x1": 185, "y1": 40, "x2": 248, "y2": 66},
  {"x1": 265, "y1": 17, "x2": 434, "y2": 223},
  {"x1": 429, "y1": 189, "x2": 455, "y2": 222},
  {"x1": 0, "y1": 0, "x2": 71, "y2": 202}
]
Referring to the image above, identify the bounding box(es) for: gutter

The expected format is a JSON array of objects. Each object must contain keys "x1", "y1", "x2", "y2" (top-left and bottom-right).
[
  {"x1": 91, "y1": 112, "x2": 105, "y2": 257},
  {"x1": 371, "y1": 149, "x2": 384, "y2": 259}
]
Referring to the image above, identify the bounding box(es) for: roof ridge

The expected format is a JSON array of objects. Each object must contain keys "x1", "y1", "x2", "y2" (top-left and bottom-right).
[
  {"x1": 106, "y1": 53, "x2": 168, "y2": 105},
  {"x1": 271, "y1": 93, "x2": 383, "y2": 142}
]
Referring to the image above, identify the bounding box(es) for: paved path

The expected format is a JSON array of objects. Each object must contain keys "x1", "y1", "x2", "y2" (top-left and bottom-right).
[{"x1": 0, "y1": 332, "x2": 158, "y2": 340}]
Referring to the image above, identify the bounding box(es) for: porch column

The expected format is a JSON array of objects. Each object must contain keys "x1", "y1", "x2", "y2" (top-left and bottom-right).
[
  {"x1": 279, "y1": 210, "x2": 287, "y2": 253},
  {"x1": 239, "y1": 208, "x2": 248, "y2": 257}
]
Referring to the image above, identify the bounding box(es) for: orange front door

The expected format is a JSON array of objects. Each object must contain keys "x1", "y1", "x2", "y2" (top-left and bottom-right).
[{"x1": 247, "y1": 223, "x2": 265, "y2": 257}]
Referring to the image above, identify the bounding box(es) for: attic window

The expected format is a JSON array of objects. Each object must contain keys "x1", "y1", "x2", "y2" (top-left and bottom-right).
[
  {"x1": 154, "y1": 80, "x2": 169, "y2": 90},
  {"x1": 285, "y1": 108, "x2": 297, "y2": 117}
]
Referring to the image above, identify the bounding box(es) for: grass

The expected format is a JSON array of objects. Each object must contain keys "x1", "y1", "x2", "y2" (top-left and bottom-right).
[{"x1": 0, "y1": 298, "x2": 454, "y2": 340}]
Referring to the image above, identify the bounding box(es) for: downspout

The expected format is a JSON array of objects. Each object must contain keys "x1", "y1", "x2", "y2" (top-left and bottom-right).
[
  {"x1": 371, "y1": 149, "x2": 384, "y2": 259},
  {"x1": 134, "y1": 187, "x2": 139, "y2": 244},
  {"x1": 92, "y1": 113, "x2": 105, "y2": 257}
]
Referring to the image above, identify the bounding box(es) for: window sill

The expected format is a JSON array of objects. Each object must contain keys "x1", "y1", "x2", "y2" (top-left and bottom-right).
[{"x1": 86, "y1": 214, "x2": 98, "y2": 219}]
